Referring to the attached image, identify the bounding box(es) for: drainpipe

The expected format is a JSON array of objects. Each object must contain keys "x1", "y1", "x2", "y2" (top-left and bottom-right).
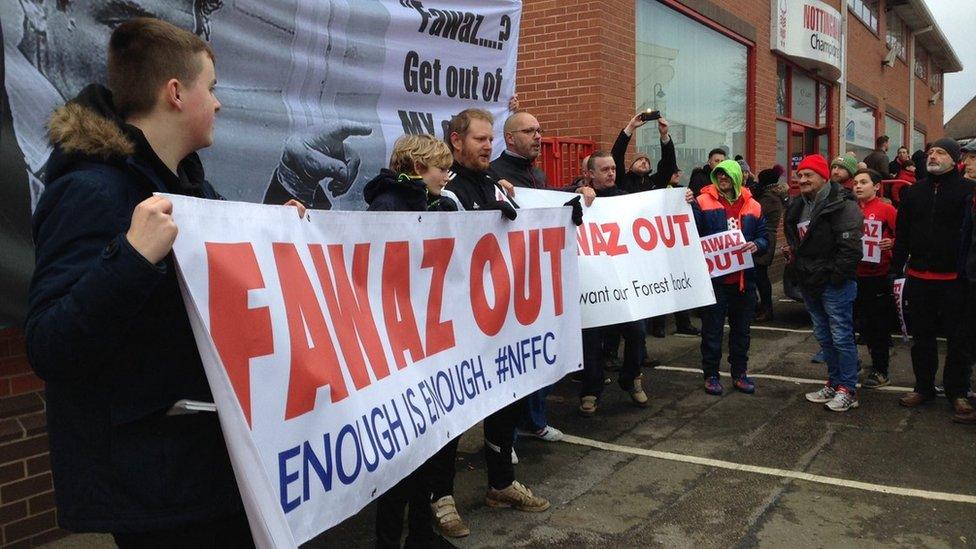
[{"x1": 837, "y1": 5, "x2": 848, "y2": 154}]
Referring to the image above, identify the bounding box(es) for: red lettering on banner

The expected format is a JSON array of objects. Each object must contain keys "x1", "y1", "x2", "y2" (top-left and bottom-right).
[
  {"x1": 382, "y1": 242, "x2": 426, "y2": 369},
  {"x1": 273, "y1": 243, "x2": 348, "y2": 419},
  {"x1": 864, "y1": 240, "x2": 879, "y2": 257},
  {"x1": 542, "y1": 227, "x2": 566, "y2": 316},
  {"x1": 579, "y1": 222, "x2": 628, "y2": 256},
  {"x1": 421, "y1": 238, "x2": 456, "y2": 356},
  {"x1": 509, "y1": 230, "x2": 543, "y2": 325},
  {"x1": 575, "y1": 224, "x2": 591, "y2": 256},
  {"x1": 206, "y1": 243, "x2": 274, "y2": 428},
  {"x1": 309, "y1": 243, "x2": 390, "y2": 390},
  {"x1": 470, "y1": 234, "x2": 511, "y2": 336},
  {"x1": 673, "y1": 214, "x2": 692, "y2": 246},
  {"x1": 632, "y1": 217, "x2": 658, "y2": 250},
  {"x1": 633, "y1": 215, "x2": 693, "y2": 251},
  {"x1": 863, "y1": 221, "x2": 880, "y2": 238}
]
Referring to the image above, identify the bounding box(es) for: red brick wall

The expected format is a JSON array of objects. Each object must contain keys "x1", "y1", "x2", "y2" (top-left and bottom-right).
[
  {"x1": 517, "y1": 0, "x2": 945, "y2": 172},
  {"x1": 0, "y1": 328, "x2": 67, "y2": 547}
]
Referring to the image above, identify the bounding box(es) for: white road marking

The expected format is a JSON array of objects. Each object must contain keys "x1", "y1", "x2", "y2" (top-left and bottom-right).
[
  {"x1": 561, "y1": 434, "x2": 976, "y2": 504},
  {"x1": 742, "y1": 323, "x2": 945, "y2": 342},
  {"x1": 653, "y1": 365, "x2": 914, "y2": 393}
]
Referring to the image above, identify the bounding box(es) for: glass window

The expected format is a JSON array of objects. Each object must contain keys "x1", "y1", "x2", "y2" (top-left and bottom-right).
[
  {"x1": 776, "y1": 120, "x2": 788, "y2": 171},
  {"x1": 912, "y1": 128, "x2": 925, "y2": 153},
  {"x1": 885, "y1": 115, "x2": 905, "y2": 154},
  {"x1": 636, "y1": 0, "x2": 747, "y2": 184},
  {"x1": 915, "y1": 48, "x2": 928, "y2": 81},
  {"x1": 791, "y1": 72, "x2": 817, "y2": 125},
  {"x1": 931, "y1": 71, "x2": 942, "y2": 92},
  {"x1": 777, "y1": 63, "x2": 787, "y2": 117},
  {"x1": 845, "y1": 97, "x2": 876, "y2": 160},
  {"x1": 885, "y1": 13, "x2": 906, "y2": 61},
  {"x1": 848, "y1": 0, "x2": 879, "y2": 33},
  {"x1": 817, "y1": 83, "x2": 829, "y2": 126}
]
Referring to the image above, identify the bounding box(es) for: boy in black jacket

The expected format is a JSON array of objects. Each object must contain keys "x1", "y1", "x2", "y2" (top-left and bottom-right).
[
  {"x1": 364, "y1": 135, "x2": 466, "y2": 546},
  {"x1": 27, "y1": 18, "x2": 302, "y2": 546}
]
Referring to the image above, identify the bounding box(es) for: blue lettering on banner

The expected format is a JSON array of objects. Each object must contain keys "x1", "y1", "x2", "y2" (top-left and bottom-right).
[
  {"x1": 277, "y1": 352, "x2": 500, "y2": 513},
  {"x1": 494, "y1": 332, "x2": 558, "y2": 384}
]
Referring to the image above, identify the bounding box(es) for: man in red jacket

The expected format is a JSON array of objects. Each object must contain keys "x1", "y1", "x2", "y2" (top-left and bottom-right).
[{"x1": 852, "y1": 169, "x2": 897, "y2": 388}]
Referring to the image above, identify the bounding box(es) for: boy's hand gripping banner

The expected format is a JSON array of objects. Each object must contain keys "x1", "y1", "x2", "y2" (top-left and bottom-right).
[
  {"x1": 516, "y1": 188, "x2": 715, "y2": 328},
  {"x1": 166, "y1": 195, "x2": 582, "y2": 547}
]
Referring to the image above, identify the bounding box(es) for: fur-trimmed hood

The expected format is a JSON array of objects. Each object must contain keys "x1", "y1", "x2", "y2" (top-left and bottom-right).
[{"x1": 44, "y1": 84, "x2": 207, "y2": 192}]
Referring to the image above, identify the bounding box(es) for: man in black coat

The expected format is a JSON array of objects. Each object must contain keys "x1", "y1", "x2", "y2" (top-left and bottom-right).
[
  {"x1": 610, "y1": 112, "x2": 677, "y2": 194},
  {"x1": 890, "y1": 138, "x2": 976, "y2": 418},
  {"x1": 689, "y1": 148, "x2": 727, "y2": 196},
  {"x1": 783, "y1": 154, "x2": 863, "y2": 413},
  {"x1": 442, "y1": 108, "x2": 552, "y2": 513},
  {"x1": 26, "y1": 19, "x2": 303, "y2": 545},
  {"x1": 863, "y1": 135, "x2": 890, "y2": 176}
]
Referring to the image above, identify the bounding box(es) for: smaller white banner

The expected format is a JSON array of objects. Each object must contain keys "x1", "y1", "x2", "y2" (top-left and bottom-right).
[
  {"x1": 700, "y1": 230, "x2": 755, "y2": 278},
  {"x1": 797, "y1": 220, "x2": 810, "y2": 240},
  {"x1": 861, "y1": 219, "x2": 883, "y2": 264},
  {"x1": 892, "y1": 277, "x2": 908, "y2": 341},
  {"x1": 516, "y1": 188, "x2": 715, "y2": 328}
]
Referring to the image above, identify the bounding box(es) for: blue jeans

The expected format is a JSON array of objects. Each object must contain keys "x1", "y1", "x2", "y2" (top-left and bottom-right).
[
  {"x1": 518, "y1": 385, "x2": 552, "y2": 432},
  {"x1": 700, "y1": 283, "x2": 755, "y2": 378},
  {"x1": 802, "y1": 280, "x2": 858, "y2": 392}
]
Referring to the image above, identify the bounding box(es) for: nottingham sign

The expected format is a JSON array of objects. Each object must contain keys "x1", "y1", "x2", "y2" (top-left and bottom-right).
[{"x1": 771, "y1": 0, "x2": 843, "y2": 82}]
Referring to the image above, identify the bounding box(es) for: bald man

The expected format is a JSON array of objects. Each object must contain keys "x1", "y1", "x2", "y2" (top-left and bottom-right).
[{"x1": 489, "y1": 111, "x2": 549, "y2": 189}]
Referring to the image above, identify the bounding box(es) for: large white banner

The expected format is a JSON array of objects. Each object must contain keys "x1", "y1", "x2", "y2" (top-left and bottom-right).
[
  {"x1": 167, "y1": 196, "x2": 581, "y2": 546},
  {"x1": 516, "y1": 188, "x2": 715, "y2": 328},
  {"x1": 0, "y1": 1, "x2": 520, "y2": 324}
]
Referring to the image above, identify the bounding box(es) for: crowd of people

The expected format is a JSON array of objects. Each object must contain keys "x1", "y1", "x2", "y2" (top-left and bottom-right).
[{"x1": 21, "y1": 17, "x2": 976, "y2": 549}]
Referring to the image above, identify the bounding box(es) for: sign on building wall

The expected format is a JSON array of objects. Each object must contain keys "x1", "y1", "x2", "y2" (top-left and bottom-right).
[{"x1": 771, "y1": 0, "x2": 843, "y2": 82}]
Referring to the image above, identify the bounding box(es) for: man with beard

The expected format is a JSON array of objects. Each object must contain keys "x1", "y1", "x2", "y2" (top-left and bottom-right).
[
  {"x1": 440, "y1": 108, "x2": 553, "y2": 522},
  {"x1": 891, "y1": 138, "x2": 976, "y2": 421},
  {"x1": 829, "y1": 155, "x2": 858, "y2": 189}
]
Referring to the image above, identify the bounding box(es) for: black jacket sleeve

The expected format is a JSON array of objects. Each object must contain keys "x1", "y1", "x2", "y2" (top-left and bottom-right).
[
  {"x1": 26, "y1": 174, "x2": 168, "y2": 382},
  {"x1": 611, "y1": 129, "x2": 630, "y2": 179},
  {"x1": 650, "y1": 138, "x2": 677, "y2": 189},
  {"x1": 890, "y1": 186, "x2": 912, "y2": 275},
  {"x1": 830, "y1": 201, "x2": 865, "y2": 285}
]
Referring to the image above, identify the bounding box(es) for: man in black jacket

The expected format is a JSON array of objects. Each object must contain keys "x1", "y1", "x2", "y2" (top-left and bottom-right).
[
  {"x1": 26, "y1": 18, "x2": 300, "y2": 545},
  {"x1": 863, "y1": 135, "x2": 890, "y2": 176},
  {"x1": 489, "y1": 111, "x2": 549, "y2": 189},
  {"x1": 442, "y1": 108, "x2": 551, "y2": 513},
  {"x1": 890, "y1": 138, "x2": 976, "y2": 418},
  {"x1": 689, "y1": 148, "x2": 727, "y2": 196},
  {"x1": 610, "y1": 112, "x2": 677, "y2": 194},
  {"x1": 783, "y1": 154, "x2": 863, "y2": 413}
]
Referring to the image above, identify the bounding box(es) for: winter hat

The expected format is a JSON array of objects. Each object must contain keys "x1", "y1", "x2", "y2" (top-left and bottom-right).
[
  {"x1": 629, "y1": 154, "x2": 651, "y2": 171},
  {"x1": 757, "y1": 164, "x2": 785, "y2": 187},
  {"x1": 928, "y1": 137, "x2": 961, "y2": 162},
  {"x1": 797, "y1": 154, "x2": 830, "y2": 181},
  {"x1": 737, "y1": 159, "x2": 751, "y2": 175},
  {"x1": 830, "y1": 155, "x2": 858, "y2": 178}
]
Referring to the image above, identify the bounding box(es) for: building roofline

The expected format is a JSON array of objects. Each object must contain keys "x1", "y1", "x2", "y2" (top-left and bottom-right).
[{"x1": 890, "y1": 0, "x2": 963, "y2": 73}]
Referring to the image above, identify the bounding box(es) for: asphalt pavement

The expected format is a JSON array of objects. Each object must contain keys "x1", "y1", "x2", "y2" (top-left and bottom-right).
[{"x1": 46, "y1": 289, "x2": 976, "y2": 549}]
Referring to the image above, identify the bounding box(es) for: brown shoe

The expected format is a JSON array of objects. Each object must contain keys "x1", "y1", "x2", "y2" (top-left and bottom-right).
[
  {"x1": 579, "y1": 396, "x2": 598, "y2": 417},
  {"x1": 951, "y1": 397, "x2": 975, "y2": 415},
  {"x1": 485, "y1": 481, "x2": 550, "y2": 512},
  {"x1": 953, "y1": 410, "x2": 976, "y2": 424},
  {"x1": 431, "y1": 495, "x2": 470, "y2": 538},
  {"x1": 899, "y1": 392, "x2": 934, "y2": 407},
  {"x1": 621, "y1": 374, "x2": 650, "y2": 408}
]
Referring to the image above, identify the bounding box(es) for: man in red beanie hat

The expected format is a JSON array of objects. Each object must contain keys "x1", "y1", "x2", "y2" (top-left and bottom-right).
[{"x1": 783, "y1": 154, "x2": 864, "y2": 412}]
